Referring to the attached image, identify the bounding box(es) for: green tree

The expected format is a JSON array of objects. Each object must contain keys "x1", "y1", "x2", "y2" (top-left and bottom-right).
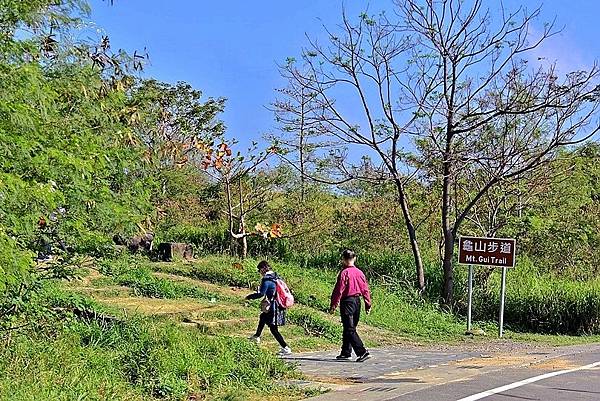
[
  {"x1": 0, "y1": 0, "x2": 152, "y2": 326},
  {"x1": 516, "y1": 144, "x2": 600, "y2": 278},
  {"x1": 127, "y1": 79, "x2": 226, "y2": 231}
]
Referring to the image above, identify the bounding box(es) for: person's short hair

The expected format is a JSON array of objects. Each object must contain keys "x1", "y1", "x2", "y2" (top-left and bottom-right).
[
  {"x1": 341, "y1": 249, "x2": 356, "y2": 261},
  {"x1": 257, "y1": 260, "x2": 270, "y2": 272}
]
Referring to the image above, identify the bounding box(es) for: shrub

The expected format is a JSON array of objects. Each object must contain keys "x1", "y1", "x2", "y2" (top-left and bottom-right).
[
  {"x1": 160, "y1": 225, "x2": 293, "y2": 259},
  {"x1": 473, "y1": 261, "x2": 600, "y2": 335},
  {"x1": 294, "y1": 250, "x2": 444, "y2": 303},
  {"x1": 0, "y1": 229, "x2": 84, "y2": 330},
  {"x1": 0, "y1": 231, "x2": 35, "y2": 328},
  {"x1": 161, "y1": 225, "x2": 230, "y2": 256}
]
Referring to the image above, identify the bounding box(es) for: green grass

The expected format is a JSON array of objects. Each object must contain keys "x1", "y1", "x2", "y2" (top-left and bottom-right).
[
  {"x1": 286, "y1": 307, "x2": 341, "y2": 342},
  {"x1": 115, "y1": 266, "x2": 223, "y2": 301},
  {"x1": 0, "y1": 329, "x2": 146, "y2": 401},
  {"x1": 0, "y1": 315, "x2": 310, "y2": 401},
  {"x1": 152, "y1": 255, "x2": 600, "y2": 343},
  {"x1": 505, "y1": 331, "x2": 600, "y2": 346},
  {"x1": 85, "y1": 258, "x2": 347, "y2": 352},
  {"x1": 0, "y1": 278, "x2": 320, "y2": 401},
  {"x1": 6, "y1": 253, "x2": 600, "y2": 401},
  {"x1": 363, "y1": 287, "x2": 464, "y2": 340},
  {"x1": 469, "y1": 259, "x2": 600, "y2": 335},
  {"x1": 298, "y1": 251, "x2": 600, "y2": 337}
]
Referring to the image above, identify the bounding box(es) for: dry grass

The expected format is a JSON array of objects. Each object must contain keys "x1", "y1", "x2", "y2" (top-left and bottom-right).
[
  {"x1": 92, "y1": 296, "x2": 227, "y2": 315},
  {"x1": 153, "y1": 272, "x2": 248, "y2": 297}
]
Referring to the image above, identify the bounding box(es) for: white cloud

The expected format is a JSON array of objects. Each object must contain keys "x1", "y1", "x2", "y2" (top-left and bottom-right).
[{"x1": 526, "y1": 24, "x2": 593, "y2": 76}]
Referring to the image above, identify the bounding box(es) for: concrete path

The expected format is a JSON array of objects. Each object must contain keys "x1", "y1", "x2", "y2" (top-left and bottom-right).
[
  {"x1": 284, "y1": 347, "x2": 479, "y2": 383},
  {"x1": 284, "y1": 343, "x2": 600, "y2": 401},
  {"x1": 386, "y1": 345, "x2": 600, "y2": 401}
]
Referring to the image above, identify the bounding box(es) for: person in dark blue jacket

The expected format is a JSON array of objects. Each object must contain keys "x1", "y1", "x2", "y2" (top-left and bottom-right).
[{"x1": 246, "y1": 260, "x2": 291, "y2": 356}]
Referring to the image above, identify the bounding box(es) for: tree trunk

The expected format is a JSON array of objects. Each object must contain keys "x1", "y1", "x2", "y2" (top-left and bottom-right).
[
  {"x1": 239, "y1": 218, "x2": 248, "y2": 259},
  {"x1": 395, "y1": 179, "x2": 425, "y2": 292},
  {"x1": 238, "y1": 179, "x2": 248, "y2": 259},
  {"x1": 441, "y1": 228, "x2": 454, "y2": 307},
  {"x1": 441, "y1": 126, "x2": 454, "y2": 307},
  {"x1": 441, "y1": 188, "x2": 454, "y2": 307},
  {"x1": 224, "y1": 177, "x2": 238, "y2": 256},
  {"x1": 240, "y1": 235, "x2": 248, "y2": 259},
  {"x1": 299, "y1": 139, "x2": 305, "y2": 203}
]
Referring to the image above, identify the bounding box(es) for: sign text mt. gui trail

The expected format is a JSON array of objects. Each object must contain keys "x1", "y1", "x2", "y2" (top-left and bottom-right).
[{"x1": 458, "y1": 236, "x2": 516, "y2": 268}]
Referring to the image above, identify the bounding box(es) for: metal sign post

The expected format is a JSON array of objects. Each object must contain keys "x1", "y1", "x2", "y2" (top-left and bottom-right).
[
  {"x1": 458, "y1": 236, "x2": 516, "y2": 338},
  {"x1": 499, "y1": 266, "x2": 508, "y2": 338},
  {"x1": 467, "y1": 265, "x2": 473, "y2": 334}
]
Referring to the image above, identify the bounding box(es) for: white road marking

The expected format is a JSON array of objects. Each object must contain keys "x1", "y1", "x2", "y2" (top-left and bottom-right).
[{"x1": 456, "y1": 361, "x2": 600, "y2": 401}]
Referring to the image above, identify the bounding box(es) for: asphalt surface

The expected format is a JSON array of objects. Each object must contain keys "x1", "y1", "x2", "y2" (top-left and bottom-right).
[
  {"x1": 390, "y1": 348, "x2": 600, "y2": 401},
  {"x1": 292, "y1": 344, "x2": 600, "y2": 401},
  {"x1": 284, "y1": 347, "x2": 479, "y2": 382}
]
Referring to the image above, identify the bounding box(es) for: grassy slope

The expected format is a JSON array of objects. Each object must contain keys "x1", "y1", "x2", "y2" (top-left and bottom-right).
[
  {"x1": 150, "y1": 256, "x2": 467, "y2": 342},
  {"x1": 0, "y1": 317, "x2": 312, "y2": 401},
  {"x1": 125, "y1": 255, "x2": 600, "y2": 345},
  {"x1": 75, "y1": 254, "x2": 600, "y2": 348},
  {"x1": 4, "y1": 254, "x2": 600, "y2": 401}
]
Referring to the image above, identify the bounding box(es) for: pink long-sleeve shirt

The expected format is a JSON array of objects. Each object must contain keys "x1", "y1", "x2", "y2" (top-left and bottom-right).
[{"x1": 330, "y1": 265, "x2": 372, "y2": 309}]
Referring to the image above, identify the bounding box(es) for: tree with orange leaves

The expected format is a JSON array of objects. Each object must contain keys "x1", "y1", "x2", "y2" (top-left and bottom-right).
[{"x1": 200, "y1": 141, "x2": 284, "y2": 258}]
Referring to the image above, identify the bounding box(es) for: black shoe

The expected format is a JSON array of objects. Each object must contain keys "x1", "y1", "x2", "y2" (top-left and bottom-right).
[
  {"x1": 356, "y1": 352, "x2": 371, "y2": 362},
  {"x1": 336, "y1": 354, "x2": 351, "y2": 360}
]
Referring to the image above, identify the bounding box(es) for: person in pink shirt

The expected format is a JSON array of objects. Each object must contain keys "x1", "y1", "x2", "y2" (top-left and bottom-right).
[{"x1": 329, "y1": 249, "x2": 372, "y2": 362}]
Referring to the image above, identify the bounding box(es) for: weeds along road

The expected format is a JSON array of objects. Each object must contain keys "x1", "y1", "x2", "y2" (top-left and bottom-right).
[{"x1": 294, "y1": 343, "x2": 600, "y2": 401}]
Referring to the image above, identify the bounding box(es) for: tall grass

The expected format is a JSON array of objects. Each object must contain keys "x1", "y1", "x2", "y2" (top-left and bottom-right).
[
  {"x1": 161, "y1": 225, "x2": 230, "y2": 256},
  {"x1": 473, "y1": 259, "x2": 600, "y2": 334},
  {"x1": 0, "y1": 316, "x2": 304, "y2": 401},
  {"x1": 296, "y1": 251, "x2": 600, "y2": 336},
  {"x1": 118, "y1": 252, "x2": 600, "y2": 337},
  {"x1": 0, "y1": 280, "x2": 311, "y2": 401},
  {"x1": 161, "y1": 225, "x2": 293, "y2": 258},
  {"x1": 294, "y1": 250, "x2": 445, "y2": 302}
]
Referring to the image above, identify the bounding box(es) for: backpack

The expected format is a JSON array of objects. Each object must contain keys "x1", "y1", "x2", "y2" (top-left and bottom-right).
[{"x1": 274, "y1": 277, "x2": 294, "y2": 309}]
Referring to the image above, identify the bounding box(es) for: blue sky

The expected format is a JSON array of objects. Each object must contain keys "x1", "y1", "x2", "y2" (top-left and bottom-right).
[{"x1": 89, "y1": 1, "x2": 599, "y2": 149}]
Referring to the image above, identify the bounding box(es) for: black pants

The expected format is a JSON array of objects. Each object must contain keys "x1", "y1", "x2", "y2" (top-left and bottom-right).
[
  {"x1": 255, "y1": 312, "x2": 288, "y2": 348},
  {"x1": 340, "y1": 296, "x2": 366, "y2": 357}
]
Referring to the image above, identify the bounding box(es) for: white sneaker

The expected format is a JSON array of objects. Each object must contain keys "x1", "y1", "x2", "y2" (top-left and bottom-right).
[
  {"x1": 277, "y1": 346, "x2": 292, "y2": 356},
  {"x1": 248, "y1": 335, "x2": 261, "y2": 344}
]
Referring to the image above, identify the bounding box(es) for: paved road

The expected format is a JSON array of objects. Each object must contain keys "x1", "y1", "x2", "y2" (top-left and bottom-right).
[
  {"x1": 288, "y1": 344, "x2": 600, "y2": 401},
  {"x1": 391, "y1": 347, "x2": 600, "y2": 401},
  {"x1": 284, "y1": 347, "x2": 479, "y2": 383}
]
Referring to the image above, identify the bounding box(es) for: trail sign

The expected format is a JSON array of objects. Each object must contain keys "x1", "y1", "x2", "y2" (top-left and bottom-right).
[
  {"x1": 458, "y1": 236, "x2": 516, "y2": 268},
  {"x1": 458, "y1": 235, "x2": 517, "y2": 339}
]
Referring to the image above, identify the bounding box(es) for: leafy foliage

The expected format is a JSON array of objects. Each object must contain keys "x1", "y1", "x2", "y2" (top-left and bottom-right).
[
  {"x1": 515, "y1": 144, "x2": 600, "y2": 278},
  {"x1": 0, "y1": 0, "x2": 152, "y2": 328}
]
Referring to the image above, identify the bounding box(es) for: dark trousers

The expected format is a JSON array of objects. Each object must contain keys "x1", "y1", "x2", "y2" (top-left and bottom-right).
[
  {"x1": 340, "y1": 296, "x2": 366, "y2": 357},
  {"x1": 255, "y1": 312, "x2": 288, "y2": 348}
]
